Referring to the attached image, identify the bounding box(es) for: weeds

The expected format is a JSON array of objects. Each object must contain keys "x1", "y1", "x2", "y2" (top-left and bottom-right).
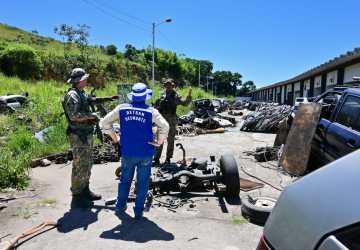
[
  {"x1": 37, "y1": 198, "x2": 57, "y2": 207},
  {"x1": 12, "y1": 206, "x2": 35, "y2": 219},
  {"x1": 232, "y1": 216, "x2": 248, "y2": 225}
]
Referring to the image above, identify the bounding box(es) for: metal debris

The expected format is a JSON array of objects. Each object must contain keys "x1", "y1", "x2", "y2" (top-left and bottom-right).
[
  {"x1": 239, "y1": 103, "x2": 292, "y2": 133},
  {"x1": 245, "y1": 146, "x2": 280, "y2": 162}
]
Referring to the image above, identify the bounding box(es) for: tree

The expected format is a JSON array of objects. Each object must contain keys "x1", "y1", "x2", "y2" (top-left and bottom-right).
[
  {"x1": 105, "y1": 44, "x2": 117, "y2": 55},
  {"x1": 74, "y1": 24, "x2": 90, "y2": 60},
  {"x1": 238, "y1": 80, "x2": 256, "y2": 96},
  {"x1": 124, "y1": 44, "x2": 138, "y2": 61},
  {"x1": 54, "y1": 24, "x2": 76, "y2": 56},
  {"x1": 54, "y1": 24, "x2": 90, "y2": 60},
  {"x1": 212, "y1": 71, "x2": 242, "y2": 96}
]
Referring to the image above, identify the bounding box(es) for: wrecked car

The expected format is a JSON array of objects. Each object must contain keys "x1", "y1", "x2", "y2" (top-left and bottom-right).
[
  {"x1": 0, "y1": 94, "x2": 28, "y2": 112},
  {"x1": 212, "y1": 98, "x2": 228, "y2": 113},
  {"x1": 177, "y1": 99, "x2": 236, "y2": 131},
  {"x1": 258, "y1": 150, "x2": 360, "y2": 250},
  {"x1": 310, "y1": 87, "x2": 360, "y2": 168}
]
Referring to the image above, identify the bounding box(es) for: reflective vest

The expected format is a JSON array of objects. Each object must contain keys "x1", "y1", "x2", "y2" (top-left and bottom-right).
[{"x1": 119, "y1": 103, "x2": 154, "y2": 157}]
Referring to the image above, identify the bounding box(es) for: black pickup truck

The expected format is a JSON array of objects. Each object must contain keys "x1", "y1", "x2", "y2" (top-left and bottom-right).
[{"x1": 310, "y1": 87, "x2": 360, "y2": 167}]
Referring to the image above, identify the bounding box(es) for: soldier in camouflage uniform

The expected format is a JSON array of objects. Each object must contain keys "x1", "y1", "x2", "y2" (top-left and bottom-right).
[
  {"x1": 154, "y1": 78, "x2": 192, "y2": 164},
  {"x1": 63, "y1": 68, "x2": 101, "y2": 208}
]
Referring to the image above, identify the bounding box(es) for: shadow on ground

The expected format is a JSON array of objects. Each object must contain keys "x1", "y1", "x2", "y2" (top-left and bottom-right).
[
  {"x1": 57, "y1": 205, "x2": 105, "y2": 233},
  {"x1": 100, "y1": 213, "x2": 174, "y2": 243}
]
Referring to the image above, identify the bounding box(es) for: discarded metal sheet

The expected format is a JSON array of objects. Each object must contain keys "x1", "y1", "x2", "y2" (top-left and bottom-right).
[
  {"x1": 279, "y1": 103, "x2": 322, "y2": 176},
  {"x1": 240, "y1": 178, "x2": 264, "y2": 192}
]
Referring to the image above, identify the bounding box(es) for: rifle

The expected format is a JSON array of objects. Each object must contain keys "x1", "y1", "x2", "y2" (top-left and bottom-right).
[
  {"x1": 88, "y1": 89, "x2": 120, "y2": 143},
  {"x1": 88, "y1": 89, "x2": 119, "y2": 117}
]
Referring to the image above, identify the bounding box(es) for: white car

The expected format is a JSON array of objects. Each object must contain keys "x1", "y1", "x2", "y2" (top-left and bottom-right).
[
  {"x1": 0, "y1": 94, "x2": 27, "y2": 109},
  {"x1": 294, "y1": 97, "x2": 309, "y2": 107},
  {"x1": 257, "y1": 150, "x2": 360, "y2": 250}
]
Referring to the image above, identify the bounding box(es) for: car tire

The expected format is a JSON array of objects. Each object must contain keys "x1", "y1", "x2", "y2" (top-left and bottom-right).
[
  {"x1": 241, "y1": 196, "x2": 277, "y2": 226},
  {"x1": 220, "y1": 154, "x2": 240, "y2": 197}
]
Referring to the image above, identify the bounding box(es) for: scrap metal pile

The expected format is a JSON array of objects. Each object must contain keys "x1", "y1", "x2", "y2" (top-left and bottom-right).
[
  {"x1": 31, "y1": 137, "x2": 119, "y2": 167},
  {"x1": 177, "y1": 99, "x2": 236, "y2": 136},
  {"x1": 245, "y1": 146, "x2": 281, "y2": 162},
  {"x1": 239, "y1": 102, "x2": 292, "y2": 133}
]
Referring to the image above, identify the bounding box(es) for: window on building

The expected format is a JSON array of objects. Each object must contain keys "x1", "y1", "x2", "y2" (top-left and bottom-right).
[{"x1": 335, "y1": 95, "x2": 360, "y2": 131}]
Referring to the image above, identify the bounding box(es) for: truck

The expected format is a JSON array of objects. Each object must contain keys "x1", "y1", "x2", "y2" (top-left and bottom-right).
[{"x1": 310, "y1": 86, "x2": 360, "y2": 167}]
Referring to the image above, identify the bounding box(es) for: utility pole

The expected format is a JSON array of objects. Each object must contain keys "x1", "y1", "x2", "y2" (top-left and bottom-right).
[
  {"x1": 206, "y1": 76, "x2": 209, "y2": 92},
  {"x1": 151, "y1": 22, "x2": 155, "y2": 90},
  {"x1": 198, "y1": 63, "x2": 201, "y2": 88},
  {"x1": 151, "y1": 19, "x2": 172, "y2": 90},
  {"x1": 212, "y1": 80, "x2": 214, "y2": 95}
]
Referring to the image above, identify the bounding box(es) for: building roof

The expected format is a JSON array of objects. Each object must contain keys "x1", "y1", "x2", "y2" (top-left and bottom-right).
[{"x1": 254, "y1": 47, "x2": 360, "y2": 92}]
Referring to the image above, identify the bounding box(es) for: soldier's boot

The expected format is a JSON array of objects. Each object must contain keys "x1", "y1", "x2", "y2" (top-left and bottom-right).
[
  {"x1": 84, "y1": 185, "x2": 102, "y2": 201},
  {"x1": 165, "y1": 157, "x2": 171, "y2": 164},
  {"x1": 71, "y1": 194, "x2": 94, "y2": 208}
]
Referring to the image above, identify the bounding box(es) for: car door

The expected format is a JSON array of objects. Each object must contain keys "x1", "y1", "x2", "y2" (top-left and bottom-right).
[
  {"x1": 325, "y1": 95, "x2": 360, "y2": 161},
  {"x1": 311, "y1": 92, "x2": 341, "y2": 162}
]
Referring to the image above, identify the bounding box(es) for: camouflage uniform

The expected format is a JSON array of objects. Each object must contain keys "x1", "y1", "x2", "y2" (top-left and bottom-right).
[
  {"x1": 63, "y1": 87, "x2": 95, "y2": 195},
  {"x1": 154, "y1": 90, "x2": 192, "y2": 161}
]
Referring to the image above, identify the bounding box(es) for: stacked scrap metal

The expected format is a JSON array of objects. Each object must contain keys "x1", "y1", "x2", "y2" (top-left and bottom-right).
[
  {"x1": 178, "y1": 99, "x2": 236, "y2": 135},
  {"x1": 239, "y1": 103, "x2": 292, "y2": 133},
  {"x1": 245, "y1": 146, "x2": 281, "y2": 162}
]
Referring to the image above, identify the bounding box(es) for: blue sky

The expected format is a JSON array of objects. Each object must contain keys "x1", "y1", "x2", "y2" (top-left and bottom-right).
[{"x1": 1, "y1": 0, "x2": 360, "y2": 87}]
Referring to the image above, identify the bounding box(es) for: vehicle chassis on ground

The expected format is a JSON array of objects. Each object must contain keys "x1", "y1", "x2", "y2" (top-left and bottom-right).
[
  {"x1": 115, "y1": 143, "x2": 241, "y2": 197},
  {"x1": 152, "y1": 143, "x2": 240, "y2": 197}
]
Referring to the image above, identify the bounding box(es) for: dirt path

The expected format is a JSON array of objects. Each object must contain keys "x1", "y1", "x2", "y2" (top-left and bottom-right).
[{"x1": 0, "y1": 129, "x2": 288, "y2": 250}]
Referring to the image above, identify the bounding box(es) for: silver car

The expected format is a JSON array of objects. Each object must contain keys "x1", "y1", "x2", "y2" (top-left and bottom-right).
[{"x1": 257, "y1": 150, "x2": 360, "y2": 250}]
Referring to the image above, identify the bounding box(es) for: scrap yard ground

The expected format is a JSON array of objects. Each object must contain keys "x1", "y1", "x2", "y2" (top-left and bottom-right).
[{"x1": 0, "y1": 116, "x2": 292, "y2": 250}]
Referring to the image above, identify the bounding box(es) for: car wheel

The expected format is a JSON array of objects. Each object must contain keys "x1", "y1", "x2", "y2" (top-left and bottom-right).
[
  {"x1": 220, "y1": 154, "x2": 240, "y2": 197},
  {"x1": 241, "y1": 196, "x2": 277, "y2": 226}
]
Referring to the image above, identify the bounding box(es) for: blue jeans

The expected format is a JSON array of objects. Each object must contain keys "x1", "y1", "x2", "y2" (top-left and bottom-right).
[{"x1": 116, "y1": 156, "x2": 152, "y2": 217}]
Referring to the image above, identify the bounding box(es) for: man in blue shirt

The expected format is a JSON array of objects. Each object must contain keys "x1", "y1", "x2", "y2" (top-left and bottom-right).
[{"x1": 100, "y1": 83, "x2": 169, "y2": 219}]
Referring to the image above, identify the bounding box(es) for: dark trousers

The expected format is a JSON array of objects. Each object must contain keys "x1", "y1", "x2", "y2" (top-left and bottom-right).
[{"x1": 154, "y1": 114, "x2": 177, "y2": 161}]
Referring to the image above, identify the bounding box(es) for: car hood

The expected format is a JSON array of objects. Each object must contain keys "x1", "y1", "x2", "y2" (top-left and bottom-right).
[{"x1": 264, "y1": 150, "x2": 360, "y2": 250}]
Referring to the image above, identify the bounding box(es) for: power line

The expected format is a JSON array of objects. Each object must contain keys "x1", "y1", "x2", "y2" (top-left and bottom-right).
[
  {"x1": 81, "y1": 0, "x2": 148, "y2": 33},
  {"x1": 92, "y1": 0, "x2": 149, "y2": 25},
  {"x1": 158, "y1": 30, "x2": 179, "y2": 51}
]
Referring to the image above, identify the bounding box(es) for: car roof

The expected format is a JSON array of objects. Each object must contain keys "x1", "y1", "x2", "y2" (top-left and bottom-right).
[
  {"x1": 344, "y1": 87, "x2": 360, "y2": 95},
  {"x1": 0, "y1": 95, "x2": 25, "y2": 101},
  {"x1": 264, "y1": 150, "x2": 360, "y2": 250}
]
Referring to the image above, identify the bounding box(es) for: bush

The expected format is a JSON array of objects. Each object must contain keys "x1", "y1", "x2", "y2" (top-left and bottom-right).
[
  {"x1": 0, "y1": 44, "x2": 43, "y2": 79},
  {"x1": 105, "y1": 44, "x2": 117, "y2": 55}
]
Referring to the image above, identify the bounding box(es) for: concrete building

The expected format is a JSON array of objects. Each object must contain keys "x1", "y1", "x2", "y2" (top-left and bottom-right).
[{"x1": 251, "y1": 48, "x2": 360, "y2": 105}]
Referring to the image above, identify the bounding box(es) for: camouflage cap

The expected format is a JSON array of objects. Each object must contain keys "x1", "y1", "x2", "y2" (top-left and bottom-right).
[
  {"x1": 163, "y1": 78, "x2": 175, "y2": 86},
  {"x1": 67, "y1": 68, "x2": 89, "y2": 84}
]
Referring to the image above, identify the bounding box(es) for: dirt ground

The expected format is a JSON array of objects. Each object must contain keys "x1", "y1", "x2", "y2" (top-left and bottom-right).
[{"x1": 0, "y1": 119, "x2": 293, "y2": 250}]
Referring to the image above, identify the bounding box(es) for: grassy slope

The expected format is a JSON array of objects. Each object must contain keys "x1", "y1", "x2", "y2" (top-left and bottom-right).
[{"x1": 0, "y1": 23, "x2": 107, "y2": 60}]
